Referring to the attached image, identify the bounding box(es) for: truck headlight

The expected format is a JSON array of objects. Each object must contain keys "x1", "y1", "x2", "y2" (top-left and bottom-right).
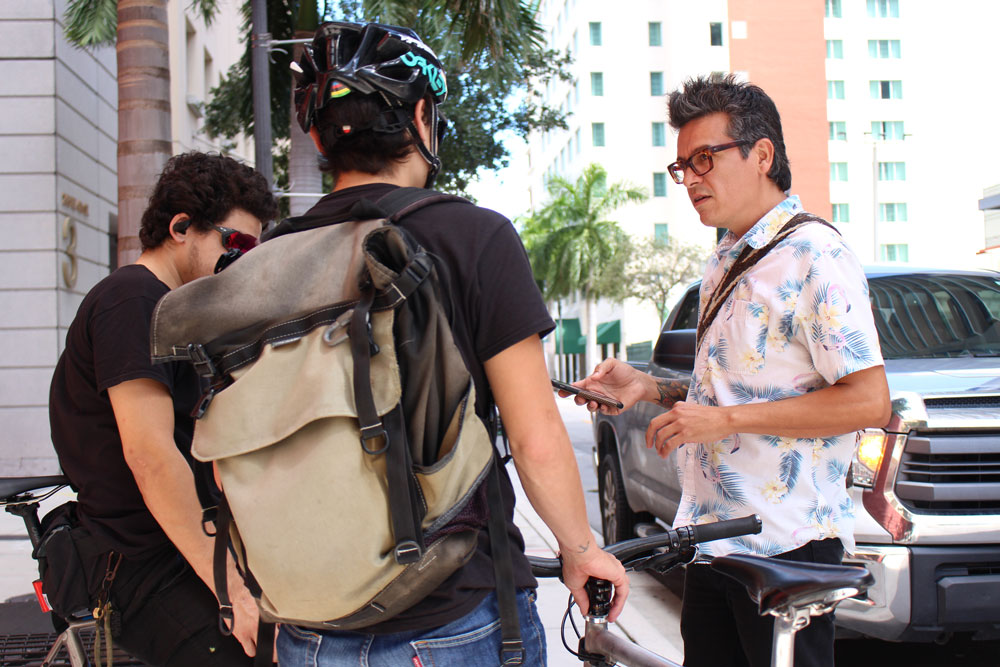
[{"x1": 852, "y1": 429, "x2": 888, "y2": 488}]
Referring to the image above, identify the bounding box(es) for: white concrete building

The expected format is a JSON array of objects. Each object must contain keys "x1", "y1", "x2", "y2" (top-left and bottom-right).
[
  {"x1": 823, "y1": 0, "x2": 1000, "y2": 269},
  {"x1": 0, "y1": 0, "x2": 251, "y2": 475}
]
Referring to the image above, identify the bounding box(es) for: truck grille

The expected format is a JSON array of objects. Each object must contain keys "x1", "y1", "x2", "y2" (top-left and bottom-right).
[{"x1": 894, "y1": 432, "x2": 1000, "y2": 513}]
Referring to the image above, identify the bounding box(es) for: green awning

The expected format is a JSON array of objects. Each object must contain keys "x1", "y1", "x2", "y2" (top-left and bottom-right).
[
  {"x1": 553, "y1": 318, "x2": 586, "y2": 354},
  {"x1": 596, "y1": 320, "x2": 620, "y2": 345}
]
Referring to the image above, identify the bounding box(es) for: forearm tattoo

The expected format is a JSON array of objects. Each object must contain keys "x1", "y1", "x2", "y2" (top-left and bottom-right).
[{"x1": 655, "y1": 378, "x2": 690, "y2": 408}]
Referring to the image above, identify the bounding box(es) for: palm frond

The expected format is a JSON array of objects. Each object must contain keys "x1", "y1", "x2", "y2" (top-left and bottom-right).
[{"x1": 63, "y1": 0, "x2": 117, "y2": 48}]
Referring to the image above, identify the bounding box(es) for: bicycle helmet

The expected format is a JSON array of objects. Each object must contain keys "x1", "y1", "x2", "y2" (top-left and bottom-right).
[{"x1": 293, "y1": 21, "x2": 448, "y2": 187}]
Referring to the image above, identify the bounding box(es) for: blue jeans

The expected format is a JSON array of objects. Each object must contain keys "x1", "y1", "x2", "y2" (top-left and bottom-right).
[{"x1": 277, "y1": 588, "x2": 546, "y2": 666}]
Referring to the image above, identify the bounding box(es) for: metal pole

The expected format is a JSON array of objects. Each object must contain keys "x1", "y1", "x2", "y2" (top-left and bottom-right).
[{"x1": 251, "y1": 0, "x2": 273, "y2": 187}]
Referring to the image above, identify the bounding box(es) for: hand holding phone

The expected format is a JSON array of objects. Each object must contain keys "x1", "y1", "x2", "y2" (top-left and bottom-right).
[{"x1": 551, "y1": 379, "x2": 624, "y2": 410}]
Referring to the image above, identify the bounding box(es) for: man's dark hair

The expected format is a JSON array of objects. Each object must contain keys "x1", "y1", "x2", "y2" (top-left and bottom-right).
[
  {"x1": 667, "y1": 74, "x2": 791, "y2": 192},
  {"x1": 139, "y1": 152, "x2": 278, "y2": 250},
  {"x1": 312, "y1": 93, "x2": 431, "y2": 178}
]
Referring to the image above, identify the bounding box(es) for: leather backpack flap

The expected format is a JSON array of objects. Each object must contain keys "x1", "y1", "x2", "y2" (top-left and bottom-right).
[{"x1": 150, "y1": 219, "x2": 384, "y2": 362}]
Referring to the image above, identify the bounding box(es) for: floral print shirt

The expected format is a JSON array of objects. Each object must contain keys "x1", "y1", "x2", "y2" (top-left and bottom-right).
[{"x1": 674, "y1": 196, "x2": 883, "y2": 557}]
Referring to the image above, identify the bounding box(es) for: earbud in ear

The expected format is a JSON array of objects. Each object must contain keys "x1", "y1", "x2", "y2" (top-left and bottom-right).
[{"x1": 172, "y1": 220, "x2": 191, "y2": 235}]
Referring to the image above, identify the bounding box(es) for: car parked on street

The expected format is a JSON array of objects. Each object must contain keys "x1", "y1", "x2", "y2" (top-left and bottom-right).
[{"x1": 593, "y1": 266, "x2": 1000, "y2": 643}]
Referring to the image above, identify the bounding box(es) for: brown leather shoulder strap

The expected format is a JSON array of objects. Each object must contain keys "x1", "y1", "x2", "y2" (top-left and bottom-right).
[{"x1": 696, "y1": 213, "x2": 838, "y2": 351}]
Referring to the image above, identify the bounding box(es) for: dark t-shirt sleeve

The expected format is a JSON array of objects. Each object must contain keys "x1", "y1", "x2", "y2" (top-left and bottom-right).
[
  {"x1": 92, "y1": 294, "x2": 173, "y2": 394},
  {"x1": 474, "y1": 221, "x2": 555, "y2": 362}
]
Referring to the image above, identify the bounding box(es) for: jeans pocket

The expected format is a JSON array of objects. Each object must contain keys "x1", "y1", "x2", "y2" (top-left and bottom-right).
[
  {"x1": 276, "y1": 623, "x2": 323, "y2": 666},
  {"x1": 411, "y1": 616, "x2": 502, "y2": 666}
]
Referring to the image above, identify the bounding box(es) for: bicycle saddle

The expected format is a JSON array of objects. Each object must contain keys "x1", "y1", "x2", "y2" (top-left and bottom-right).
[
  {"x1": 0, "y1": 475, "x2": 68, "y2": 501},
  {"x1": 711, "y1": 554, "x2": 873, "y2": 616}
]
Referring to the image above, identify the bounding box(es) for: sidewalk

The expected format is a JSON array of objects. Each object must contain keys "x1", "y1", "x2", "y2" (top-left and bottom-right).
[{"x1": 509, "y1": 410, "x2": 684, "y2": 665}]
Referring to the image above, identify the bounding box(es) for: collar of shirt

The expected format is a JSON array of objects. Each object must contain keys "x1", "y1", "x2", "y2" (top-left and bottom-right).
[{"x1": 714, "y1": 195, "x2": 804, "y2": 267}]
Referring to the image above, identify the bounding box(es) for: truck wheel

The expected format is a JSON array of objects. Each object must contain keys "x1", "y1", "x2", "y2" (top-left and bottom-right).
[{"x1": 598, "y1": 453, "x2": 652, "y2": 545}]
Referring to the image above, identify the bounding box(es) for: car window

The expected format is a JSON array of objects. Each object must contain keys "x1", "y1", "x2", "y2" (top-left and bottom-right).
[
  {"x1": 868, "y1": 274, "x2": 1000, "y2": 359},
  {"x1": 671, "y1": 288, "x2": 700, "y2": 331}
]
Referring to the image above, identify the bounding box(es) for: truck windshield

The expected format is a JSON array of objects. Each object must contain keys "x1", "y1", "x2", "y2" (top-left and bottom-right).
[{"x1": 868, "y1": 273, "x2": 1000, "y2": 359}]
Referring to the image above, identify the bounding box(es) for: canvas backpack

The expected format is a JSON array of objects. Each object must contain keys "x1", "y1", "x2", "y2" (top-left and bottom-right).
[{"x1": 149, "y1": 188, "x2": 525, "y2": 663}]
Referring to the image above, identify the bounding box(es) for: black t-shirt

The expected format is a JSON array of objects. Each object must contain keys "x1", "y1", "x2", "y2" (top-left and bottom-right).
[
  {"x1": 49, "y1": 265, "x2": 203, "y2": 557},
  {"x1": 289, "y1": 184, "x2": 555, "y2": 633}
]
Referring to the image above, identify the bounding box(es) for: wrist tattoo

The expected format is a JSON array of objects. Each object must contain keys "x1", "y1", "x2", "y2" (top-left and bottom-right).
[
  {"x1": 655, "y1": 378, "x2": 690, "y2": 408},
  {"x1": 577, "y1": 543, "x2": 590, "y2": 554}
]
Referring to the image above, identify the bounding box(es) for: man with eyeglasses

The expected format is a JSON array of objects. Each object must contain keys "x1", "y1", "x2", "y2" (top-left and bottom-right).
[
  {"x1": 48, "y1": 152, "x2": 278, "y2": 666},
  {"x1": 570, "y1": 75, "x2": 890, "y2": 667}
]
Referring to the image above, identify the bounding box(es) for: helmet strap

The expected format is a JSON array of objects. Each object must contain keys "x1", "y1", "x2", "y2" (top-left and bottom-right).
[{"x1": 405, "y1": 103, "x2": 441, "y2": 189}]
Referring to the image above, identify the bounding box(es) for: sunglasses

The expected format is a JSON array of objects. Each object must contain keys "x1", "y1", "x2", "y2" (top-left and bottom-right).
[{"x1": 212, "y1": 225, "x2": 258, "y2": 253}]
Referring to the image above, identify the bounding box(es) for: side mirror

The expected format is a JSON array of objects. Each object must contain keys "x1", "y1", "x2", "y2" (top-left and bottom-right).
[{"x1": 652, "y1": 329, "x2": 696, "y2": 372}]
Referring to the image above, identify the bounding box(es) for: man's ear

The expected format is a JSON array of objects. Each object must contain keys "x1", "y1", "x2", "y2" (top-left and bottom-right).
[
  {"x1": 754, "y1": 137, "x2": 775, "y2": 175},
  {"x1": 309, "y1": 127, "x2": 327, "y2": 157},
  {"x1": 169, "y1": 214, "x2": 191, "y2": 243},
  {"x1": 412, "y1": 98, "x2": 432, "y2": 146}
]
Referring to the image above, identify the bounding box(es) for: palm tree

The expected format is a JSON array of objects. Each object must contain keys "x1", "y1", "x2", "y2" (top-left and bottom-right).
[
  {"x1": 64, "y1": 0, "x2": 218, "y2": 265},
  {"x1": 522, "y1": 163, "x2": 646, "y2": 374}
]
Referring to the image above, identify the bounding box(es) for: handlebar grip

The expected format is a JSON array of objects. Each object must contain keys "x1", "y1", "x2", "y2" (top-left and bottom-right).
[{"x1": 686, "y1": 514, "x2": 762, "y2": 545}]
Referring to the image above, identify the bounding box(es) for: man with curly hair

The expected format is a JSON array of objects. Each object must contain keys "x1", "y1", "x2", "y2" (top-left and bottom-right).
[{"x1": 48, "y1": 152, "x2": 278, "y2": 666}]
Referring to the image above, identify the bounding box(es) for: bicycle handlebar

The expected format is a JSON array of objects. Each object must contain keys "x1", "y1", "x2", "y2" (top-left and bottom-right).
[{"x1": 528, "y1": 514, "x2": 762, "y2": 578}]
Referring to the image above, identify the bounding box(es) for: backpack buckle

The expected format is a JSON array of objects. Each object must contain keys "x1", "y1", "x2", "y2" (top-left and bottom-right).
[
  {"x1": 500, "y1": 639, "x2": 525, "y2": 665},
  {"x1": 394, "y1": 540, "x2": 422, "y2": 564},
  {"x1": 359, "y1": 423, "x2": 388, "y2": 455},
  {"x1": 187, "y1": 343, "x2": 218, "y2": 379}
]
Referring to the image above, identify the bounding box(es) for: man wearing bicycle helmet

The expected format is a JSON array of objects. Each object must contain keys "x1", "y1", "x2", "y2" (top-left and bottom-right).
[
  {"x1": 571, "y1": 75, "x2": 890, "y2": 667},
  {"x1": 49, "y1": 153, "x2": 277, "y2": 666},
  {"x1": 271, "y1": 21, "x2": 628, "y2": 665}
]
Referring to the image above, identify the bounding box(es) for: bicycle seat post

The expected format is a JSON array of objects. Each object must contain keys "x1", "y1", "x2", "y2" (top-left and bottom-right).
[{"x1": 5, "y1": 499, "x2": 44, "y2": 551}]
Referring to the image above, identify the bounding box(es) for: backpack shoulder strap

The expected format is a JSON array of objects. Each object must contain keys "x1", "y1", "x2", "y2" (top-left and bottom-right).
[{"x1": 350, "y1": 187, "x2": 470, "y2": 224}]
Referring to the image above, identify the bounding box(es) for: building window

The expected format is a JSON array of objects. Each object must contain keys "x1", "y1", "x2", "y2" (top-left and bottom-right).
[
  {"x1": 653, "y1": 174, "x2": 668, "y2": 197},
  {"x1": 825, "y1": 0, "x2": 842, "y2": 18},
  {"x1": 869, "y1": 39, "x2": 901, "y2": 58},
  {"x1": 868, "y1": 0, "x2": 900, "y2": 18},
  {"x1": 871, "y1": 120, "x2": 904, "y2": 140},
  {"x1": 829, "y1": 121, "x2": 847, "y2": 141},
  {"x1": 591, "y1": 72, "x2": 604, "y2": 96},
  {"x1": 827, "y1": 80, "x2": 845, "y2": 99},
  {"x1": 650, "y1": 72, "x2": 664, "y2": 96},
  {"x1": 654, "y1": 222, "x2": 669, "y2": 240},
  {"x1": 830, "y1": 162, "x2": 848, "y2": 182},
  {"x1": 574, "y1": 127, "x2": 581, "y2": 156},
  {"x1": 648, "y1": 22, "x2": 662, "y2": 46},
  {"x1": 572, "y1": 29, "x2": 578, "y2": 54},
  {"x1": 880, "y1": 243, "x2": 909, "y2": 261},
  {"x1": 826, "y1": 39, "x2": 843, "y2": 59},
  {"x1": 589, "y1": 22, "x2": 602, "y2": 46},
  {"x1": 592, "y1": 122, "x2": 605, "y2": 147},
  {"x1": 878, "y1": 162, "x2": 906, "y2": 180},
  {"x1": 709, "y1": 22, "x2": 723, "y2": 46},
  {"x1": 651, "y1": 122, "x2": 666, "y2": 147},
  {"x1": 870, "y1": 80, "x2": 902, "y2": 99},
  {"x1": 832, "y1": 204, "x2": 850, "y2": 222},
  {"x1": 879, "y1": 203, "x2": 907, "y2": 222}
]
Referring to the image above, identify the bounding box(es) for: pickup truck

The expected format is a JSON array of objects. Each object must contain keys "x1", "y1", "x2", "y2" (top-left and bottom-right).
[{"x1": 593, "y1": 266, "x2": 1000, "y2": 642}]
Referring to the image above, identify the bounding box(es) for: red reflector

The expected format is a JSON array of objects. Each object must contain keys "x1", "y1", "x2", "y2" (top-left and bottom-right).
[{"x1": 33, "y1": 580, "x2": 51, "y2": 613}]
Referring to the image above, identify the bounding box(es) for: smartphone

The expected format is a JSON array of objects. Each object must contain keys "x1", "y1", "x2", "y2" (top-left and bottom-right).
[{"x1": 551, "y1": 379, "x2": 624, "y2": 410}]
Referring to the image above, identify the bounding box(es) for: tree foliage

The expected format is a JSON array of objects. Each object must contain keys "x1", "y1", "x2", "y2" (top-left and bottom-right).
[
  {"x1": 521, "y1": 164, "x2": 646, "y2": 302},
  {"x1": 625, "y1": 237, "x2": 707, "y2": 322},
  {"x1": 63, "y1": 0, "x2": 219, "y2": 47},
  {"x1": 203, "y1": 0, "x2": 572, "y2": 196}
]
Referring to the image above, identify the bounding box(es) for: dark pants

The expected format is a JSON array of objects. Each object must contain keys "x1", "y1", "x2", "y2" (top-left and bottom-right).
[
  {"x1": 680, "y1": 538, "x2": 844, "y2": 667},
  {"x1": 105, "y1": 546, "x2": 253, "y2": 667}
]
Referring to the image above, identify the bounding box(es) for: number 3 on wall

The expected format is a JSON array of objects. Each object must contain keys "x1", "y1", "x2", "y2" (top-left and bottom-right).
[{"x1": 62, "y1": 216, "x2": 78, "y2": 288}]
